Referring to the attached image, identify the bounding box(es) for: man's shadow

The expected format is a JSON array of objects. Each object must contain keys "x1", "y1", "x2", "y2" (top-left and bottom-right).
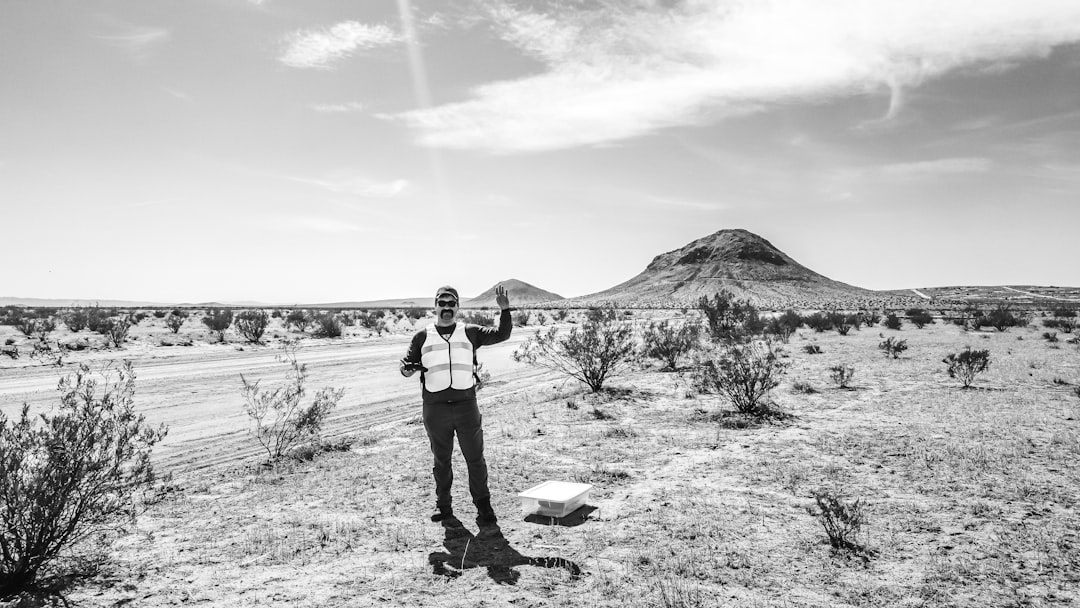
[{"x1": 428, "y1": 519, "x2": 583, "y2": 585}]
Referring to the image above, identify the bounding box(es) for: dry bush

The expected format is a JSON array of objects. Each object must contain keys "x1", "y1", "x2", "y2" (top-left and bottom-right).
[
  {"x1": 905, "y1": 308, "x2": 934, "y2": 329},
  {"x1": 202, "y1": 308, "x2": 234, "y2": 342},
  {"x1": 285, "y1": 310, "x2": 311, "y2": 333},
  {"x1": 239, "y1": 341, "x2": 345, "y2": 461},
  {"x1": 234, "y1": 309, "x2": 269, "y2": 344},
  {"x1": 810, "y1": 490, "x2": 867, "y2": 553},
  {"x1": 60, "y1": 308, "x2": 90, "y2": 333},
  {"x1": 943, "y1": 347, "x2": 991, "y2": 388},
  {"x1": 692, "y1": 339, "x2": 789, "y2": 416},
  {"x1": 641, "y1": 318, "x2": 702, "y2": 371},
  {"x1": 0, "y1": 362, "x2": 166, "y2": 595},
  {"x1": 828, "y1": 364, "x2": 856, "y2": 389},
  {"x1": 698, "y1": 291, "x2": 763, "y2": 343},
  {"x1": 102, "y1": 316, "x2": 135, "y2": 348},
  {"x1": 878, "y1": 337, "x2": 908, "y2": 359},
  {"x1": 165, "y1": 311, "x2": 186, "y2": 334},
  {"x1": 311, "y1": 313, "x2": 344, "y2": 338},
  {"x1": 16, "y1": 317, "x2": 56, "y2": 341},
  {"x1": 513, "y1": 307, "x2": 636, "y2": 392},
  {"x1": 460, "y1": 311, "x2": 495, "y2": 327},
  {"x1": 512, "y1": 309, "x2": 531, "y2": 327}
]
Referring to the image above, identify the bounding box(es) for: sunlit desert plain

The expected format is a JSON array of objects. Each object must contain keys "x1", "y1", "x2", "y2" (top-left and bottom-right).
[{"x1": 1, "y1": 301, "x2": 1079, "y2": 607}]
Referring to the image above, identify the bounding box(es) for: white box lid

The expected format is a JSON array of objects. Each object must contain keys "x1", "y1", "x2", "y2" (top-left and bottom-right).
[{"x1": 518, "y1": 480, "x2": 593, "y2": 502}]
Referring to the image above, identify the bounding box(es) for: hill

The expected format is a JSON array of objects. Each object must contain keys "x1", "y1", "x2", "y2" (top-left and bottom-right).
[
  {"x1": 463, "y1": 279, "x2": 564, "y2": 308},
  {"x1": 558, "y1": 229, "x2": 913, "y2": 309}
]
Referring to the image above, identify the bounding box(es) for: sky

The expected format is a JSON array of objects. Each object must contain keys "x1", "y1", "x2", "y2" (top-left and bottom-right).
[{"x1": 2, "y1": 0, "x2": 1079, "y2": 304}]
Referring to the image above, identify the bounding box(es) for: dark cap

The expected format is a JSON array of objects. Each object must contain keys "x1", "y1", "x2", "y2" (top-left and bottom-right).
[{"x1": 435, "y1": 285, "x2": 459, "y2": 302}]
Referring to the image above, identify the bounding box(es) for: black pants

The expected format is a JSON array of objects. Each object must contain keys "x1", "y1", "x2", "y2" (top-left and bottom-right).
[{"x1": 422, "y1": 398, "x2": 490, "y2": 509}]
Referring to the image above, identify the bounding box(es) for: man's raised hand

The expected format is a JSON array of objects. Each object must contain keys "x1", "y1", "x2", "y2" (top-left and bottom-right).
[{"x1": 495, "y1": 284, "x2": 510, "y2": 311}]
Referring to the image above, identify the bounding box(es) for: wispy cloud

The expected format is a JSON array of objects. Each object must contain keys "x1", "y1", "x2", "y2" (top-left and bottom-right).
[
  {"x1": 309, "y1": 101, "x2": 366, "y2": 113},
  {"x1": 287, "y1": 174, "x2": 409, "y2": 197},
  {"x1": 94, "y1": 25, "x2": 170, "y2": 63},
  {"x1": 386, "y1": 0, "x2": 1080, "y2": 152},
  {"x1": 280, "y1": 21, "x2": 400, "y2": 69},
  {"x1": 161, "y1": 87, "x2": 192, "y2": 102},
  {"x1": 879, "y1": 157, "x2": 994, "y2": 179}
]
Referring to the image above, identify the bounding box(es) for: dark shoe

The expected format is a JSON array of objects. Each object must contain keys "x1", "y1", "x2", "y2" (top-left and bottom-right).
[
  {"x1": 431, "y1": 506, "x2": 454, "y2": 522},
  {"x1": 475, "y1": 497, "x2": 497, "y2": 525}
]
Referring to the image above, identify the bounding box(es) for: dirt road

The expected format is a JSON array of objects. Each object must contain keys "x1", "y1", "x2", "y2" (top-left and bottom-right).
[{"x1": 0, "y1": 332, "x2": 555, "y2": 478}]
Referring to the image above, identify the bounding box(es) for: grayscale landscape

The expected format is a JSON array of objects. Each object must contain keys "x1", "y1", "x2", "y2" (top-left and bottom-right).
[{"x1": 2, "y1": 2, "x2": 1079, "y2": 607}]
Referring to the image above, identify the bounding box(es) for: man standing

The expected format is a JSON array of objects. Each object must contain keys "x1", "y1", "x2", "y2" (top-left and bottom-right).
[{"x1": 400, "y1": 284, "x2": 512, "y2": 525}]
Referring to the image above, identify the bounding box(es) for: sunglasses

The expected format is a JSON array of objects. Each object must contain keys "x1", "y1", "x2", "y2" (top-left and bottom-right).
[{"x1": 436, "y1": 300, "x2": 458, "y2": 308}]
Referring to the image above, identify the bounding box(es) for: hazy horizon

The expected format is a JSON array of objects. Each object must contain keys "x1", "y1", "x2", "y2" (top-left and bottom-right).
[{"x1": 3, "y1": 1, "x2": 1079, "y2": 303}]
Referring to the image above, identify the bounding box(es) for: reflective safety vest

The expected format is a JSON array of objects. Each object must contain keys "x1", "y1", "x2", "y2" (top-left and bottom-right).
[{"x1": 421, "y1": 324, "x2": 475, "y2": 392}]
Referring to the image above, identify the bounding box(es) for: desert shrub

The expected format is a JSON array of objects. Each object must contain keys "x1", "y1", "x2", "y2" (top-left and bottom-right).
[
  {"x1": 986, "y1": 303, "x2": 1024, "y2": 332},
  {"x1": 803, "y1": 344, "x2": 822, "y2": 355},
  {"x1": 460, "y1": 311, "x2": 495, "y2": 327},
  {"x1": 905, "y1": 308, "x2": 934, "y2": 329},
  {"x1": 766, "y1": 310, "x2": 803, "y2": 343},
  {"x1": 234, "y1": 309, "x2": 269, "y2": 344},
  {"x1": 60, "y1": 308, "x2": 90, "y2": 333},
  {"x1": 641, "y1": 318, "x2": 702, "y2": 371},
  {"x1": 1047, "y1": 306, "x2": 1077, "y2": 333},
  {"x1": 513, "y1": 307, "x2": 636, "y2": 392},
  {"x1": 165, "y1": 311, "x2": 186, "y2": 334},
  {"x1": 883, "y1": 313, "x2": 902, "y2": 330},
  {"x1": 311, "y1": 313, "x2": 344, "y2": 338},
  {"x1": 86, "y1": 306, "x2": 114, "y2": 334},
  {"x1": 0, "y1": 362, "x2": 166, "y2": 594},
  {"x1": 698, "y1": 291, "x2": 763, "y2": 343},
  {"x1": 952, "y1": 305, "x2": 982, "y2": 330},
  {"x1": 863, "y1": 310, "x2": 882, "y2": 326},
  {"x1": 878, "y1": 337, "x2": 908, "y2": 359},
  {"x1": 355, "y1": 310, "x2": 386, "y2": 331},
  {"x1": 152, "y1": 310, "x2": 167, "y2": 319},
  {"x1": 943, "y1": 347, "x2": 991, "y2": 388},
  {"x1": 827, "y1": 311, "x2": 853, "y2": 336},
  {"x1": 803, "y1": 312, "x2": 831, "y2": 333},
  {"x1": 0, "y1": 307, "x2": 22, "y2": 326},
  {"x1": 239, "y1": 341, "x2": 344, "y2": 461},
  {"x1": 133, "y1": 312, "x2": 149, "y2": 324},
  {"x1": 202, "y1": 308, "x2": 234, "y2": 342},
  {"x1": 101, "y1": 316, "x2": 135, "y2": 348},
  {"x1": 513, "y1": 309, "x2": 531, "y2": 327},
  {"x1": 810, "y1": 490, "x2": 867, "y2": 553},
  {"x1": 692, "y1": 339, "x2": 789, "y2": 417},
  {"x1": 552, "y1": 309, "x2": 569, "y2": 322},
  {"x1": 285, "y1": 309, "x2": 312, "y2": 333},
  {"x1": 16, "y1": 317, "x2": 56, "y2": 341},
  {"x1": 828, "y1": 364, "x2": 856, "y2": 389}
]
